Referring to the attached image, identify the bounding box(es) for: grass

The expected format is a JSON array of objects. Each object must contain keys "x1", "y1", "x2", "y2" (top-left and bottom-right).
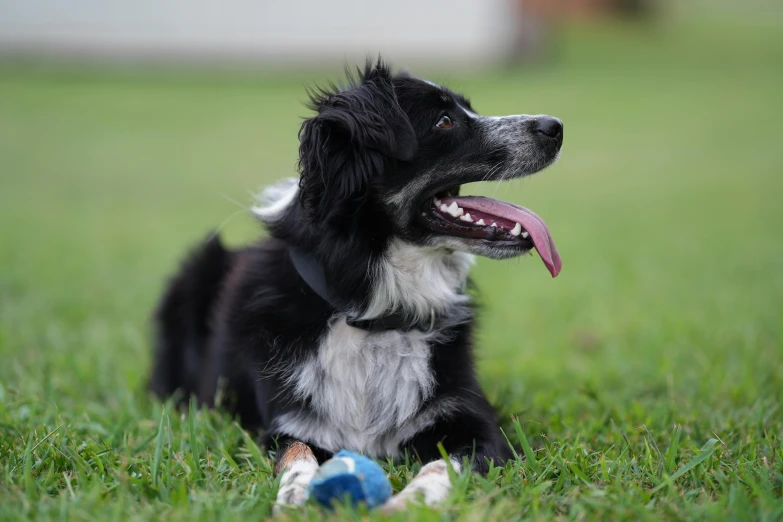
[{"x1": 1, "y1": 11, "x2": 782, "y2": 522}]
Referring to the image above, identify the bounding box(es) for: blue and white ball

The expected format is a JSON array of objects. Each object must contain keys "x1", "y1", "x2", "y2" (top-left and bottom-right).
[{"x1": 308, "y1": 450, "x2": 392, "y2": 509}]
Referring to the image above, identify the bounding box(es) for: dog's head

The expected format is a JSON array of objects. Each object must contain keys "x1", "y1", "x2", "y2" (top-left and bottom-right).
[{"x1": 260, "y1": 59, "x2": 562, "y2": 278}]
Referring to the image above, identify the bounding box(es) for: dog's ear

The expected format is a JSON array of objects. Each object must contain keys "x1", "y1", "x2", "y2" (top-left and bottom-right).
[{"x1": 298, "y1": 60, "x2": 417, "y2": 224}]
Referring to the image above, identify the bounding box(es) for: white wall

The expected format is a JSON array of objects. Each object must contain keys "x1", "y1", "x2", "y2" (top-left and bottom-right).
[{"x1": 0, "y1": 0, "x2": 521, "y2": 67}]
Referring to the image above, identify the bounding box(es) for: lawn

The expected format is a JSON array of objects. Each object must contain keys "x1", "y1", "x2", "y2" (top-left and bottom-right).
[{"x1": 1, "y1": 12, "x2": 782, "y2": 522}]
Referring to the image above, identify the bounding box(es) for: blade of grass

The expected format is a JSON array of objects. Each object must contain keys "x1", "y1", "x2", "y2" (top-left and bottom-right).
[
  {"x1": 651, "y1": 438, "x2": 719, "y2": 494},
  {"x1": 437, "y1": 442, "x2": 459, "y2": 484},
  {"x1": 151, "y1": 411, "x2": 166, "y2": 488},
  {"x1": 131, "y1": 429, "x2": 160, "y2": 456},
  {"x1": 499, "y1": 427, "x2": 521, "y2": 462},
  {"x1": 23, "y1": 433, "x2": 34, "y2": 499},
  {"x1": 189, "y1": 397, "x2": 202, "y2": 482},
  {"x1": 512, "y1": 416, "x2": 539, "y2": 474},
  {"x1": 665, "y1": 424, "x2": 682, "y2": 476}
]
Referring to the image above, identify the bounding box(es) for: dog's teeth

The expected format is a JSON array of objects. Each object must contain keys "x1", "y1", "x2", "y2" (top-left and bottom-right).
[
  {"x1": 491, "y1": 222, "x2": 498, "y2": 227},
  {"x1": 460, "y1": 213, "x2": 473, "y2": 222},
  {"x1": 476, "y1": 219, "x2": 485, "y2": 226},
  {"x1": 510, "y1": 222, "x2": 522, "y2": 236},
  {"x1": 521, "y1": 231, "x2": 529, "y2": 239},
  {"x1": 447, "y1": 201, "x2": 464, "y2": 217},
  {"x1": 440, "y1": 204, "x2": 449, "y2": 213},
  {"x1": 434, "y1": 198, "x2": 441, "y2": 206}
]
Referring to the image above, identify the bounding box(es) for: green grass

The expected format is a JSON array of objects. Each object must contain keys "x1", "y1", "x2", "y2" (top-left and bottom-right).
[{"x1": 1, "y1": 13, "x2": 782, "y2": 522}]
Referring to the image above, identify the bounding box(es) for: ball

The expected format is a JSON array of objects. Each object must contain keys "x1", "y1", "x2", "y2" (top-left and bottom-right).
[{"x1": 308, "y1": 450, "x2": 392, "y2": 509}]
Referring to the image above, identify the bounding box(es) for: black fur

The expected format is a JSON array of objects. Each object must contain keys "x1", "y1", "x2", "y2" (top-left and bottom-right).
[{"x1": 150, "y1": 58, "x2": 563, "y2": 474}]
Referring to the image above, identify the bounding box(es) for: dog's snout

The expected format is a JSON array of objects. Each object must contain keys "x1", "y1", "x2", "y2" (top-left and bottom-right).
[{"x1": 532, "y1": 117, "x2": 563, "y2": 143}]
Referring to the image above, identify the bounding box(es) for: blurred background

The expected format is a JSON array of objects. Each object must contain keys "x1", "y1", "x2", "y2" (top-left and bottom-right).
[
  {"x1": 0, "y1": 0, "x2": 781, "y2": 435},
  {"x1": 0, "y1": 0, "x2": 653, "y2": 67}
]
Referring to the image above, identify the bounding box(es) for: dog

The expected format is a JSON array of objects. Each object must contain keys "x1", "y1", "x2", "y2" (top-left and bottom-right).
[{"x1": 149, "y1": 58, "x2": 563, "y2": 510}]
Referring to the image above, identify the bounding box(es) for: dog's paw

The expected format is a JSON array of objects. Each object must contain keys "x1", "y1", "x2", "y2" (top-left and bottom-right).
[
  {"x1": 273, "y1": 484, "x2": 309, "y2": 515},
  {"x1": 379, "y1": 490, "x2": 423, "y2": 513}
]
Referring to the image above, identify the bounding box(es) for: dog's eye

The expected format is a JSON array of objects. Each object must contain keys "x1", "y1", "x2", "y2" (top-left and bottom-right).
[{"x1": 436, "y1": 115, "x2": 453, "y2": 129}]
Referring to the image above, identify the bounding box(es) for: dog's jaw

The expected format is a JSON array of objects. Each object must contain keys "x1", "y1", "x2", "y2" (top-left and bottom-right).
[{"x1": 382, "y1": 111, "x2": 563, "y2": 272}]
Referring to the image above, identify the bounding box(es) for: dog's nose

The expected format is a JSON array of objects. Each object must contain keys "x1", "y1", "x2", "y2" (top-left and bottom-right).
[{"x1": 532, "y1": 117, "x2": 563, "y2": 142}]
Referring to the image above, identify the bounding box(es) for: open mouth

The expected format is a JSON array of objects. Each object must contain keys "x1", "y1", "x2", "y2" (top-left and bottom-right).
[{"x1": 419, "y1": 186, "x2": 562, "y2": 277}]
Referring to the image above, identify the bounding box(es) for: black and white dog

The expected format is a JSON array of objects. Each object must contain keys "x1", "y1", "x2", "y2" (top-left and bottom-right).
[{"x1": 150, "y1": 59, "x2": 563, "y2": 510}]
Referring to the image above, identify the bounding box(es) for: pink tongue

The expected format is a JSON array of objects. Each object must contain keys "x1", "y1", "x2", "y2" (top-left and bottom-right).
[{"x1": 442, "y1": 196, "x2": 562, "y2": 278}]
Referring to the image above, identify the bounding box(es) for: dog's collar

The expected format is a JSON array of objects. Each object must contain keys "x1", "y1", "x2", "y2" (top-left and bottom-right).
[{"x1": 288, "y1": 246, "x2": 437, "y2": 333}]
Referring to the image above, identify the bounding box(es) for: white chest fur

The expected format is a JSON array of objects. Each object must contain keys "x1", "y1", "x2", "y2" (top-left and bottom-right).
[{"x1": 276, "y1": 319, "x2": 442, "y2": 456}]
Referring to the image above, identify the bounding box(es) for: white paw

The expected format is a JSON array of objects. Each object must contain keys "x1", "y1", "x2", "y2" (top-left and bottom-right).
[
  {"x1": 380, "y1": 493, "x2": 416, "y2": 513},
  {"x1": 273, "y1": 484, "x2": 309, "y2": 514}
]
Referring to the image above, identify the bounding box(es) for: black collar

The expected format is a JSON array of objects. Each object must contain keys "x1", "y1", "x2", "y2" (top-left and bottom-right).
[{"x1": 288, "y1": 246, "x2": 437, "y2": 333}]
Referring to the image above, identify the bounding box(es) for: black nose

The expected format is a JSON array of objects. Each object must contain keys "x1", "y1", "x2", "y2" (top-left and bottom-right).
[{"x1": 533, "y1": 117, "x2": 564, "y2": 142}]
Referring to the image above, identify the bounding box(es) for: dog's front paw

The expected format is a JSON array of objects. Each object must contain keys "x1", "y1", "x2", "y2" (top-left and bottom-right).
[
  {"x1": 273, "y1": 484, "x2": 309, "y2": 515},
  {"x1": 379, "y1": 488, "x2": 427, "y2": 513},
  {"x1": 379, "y1": 459, "x2": 458, "y2": 512},
  {"x1": 379, "y1": 494, "x2": 410, "y2": 513}
]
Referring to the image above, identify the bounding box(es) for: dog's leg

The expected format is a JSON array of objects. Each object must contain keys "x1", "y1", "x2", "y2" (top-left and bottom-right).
[
  {"x1": 381, "y1": 457, "x2": 462, "y2": 512},
  {"x1": 273, "y1": 441, "x2": 320, "y2": 512}
]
